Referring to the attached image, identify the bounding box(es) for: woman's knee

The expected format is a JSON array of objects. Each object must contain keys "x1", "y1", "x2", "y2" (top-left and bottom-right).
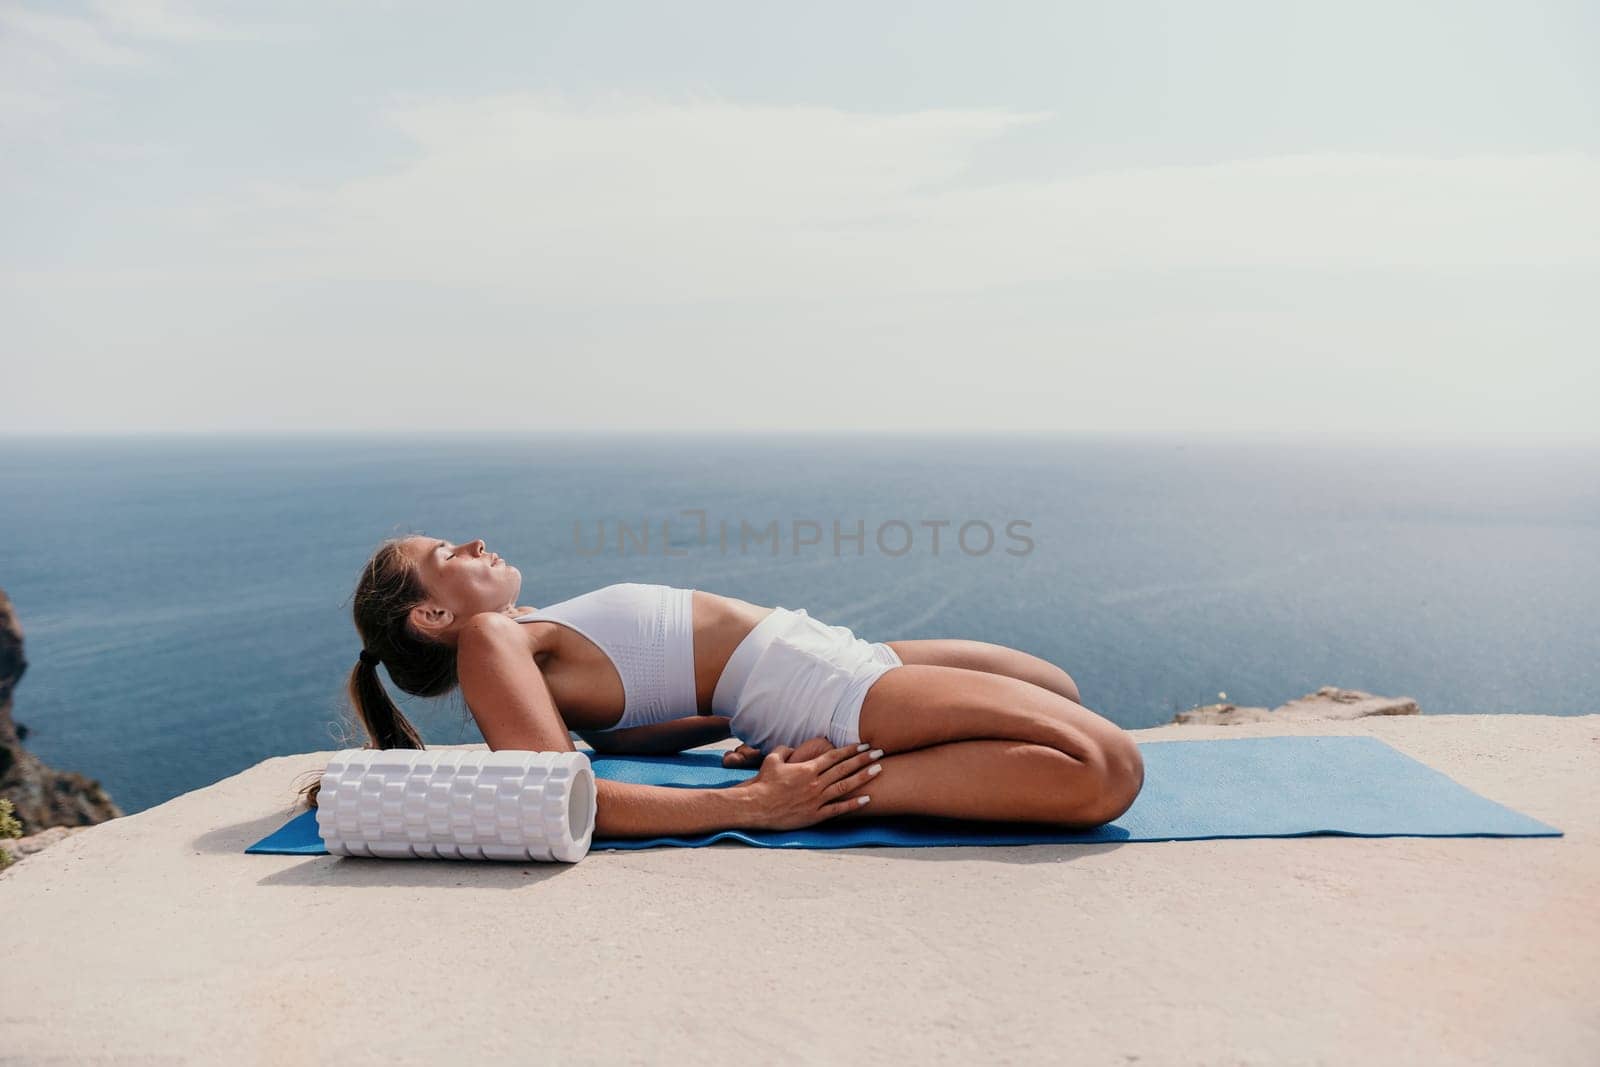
[
  {"x1": 1000, "y1": 647, "x2": 1081, "y2": 704},
  {"x1": 1038, "y1": 727, "x2": 1143, "y2": 826},
  {"x1": 1028, "y1": 738, "x2": 1141, "y2": 828},
  {"x1": 1047, "y1": 666, "x2": 1082, "y2": 705},
  {"x1": 1084, "y1": 731, "x2": 1145, "y2": 824}
]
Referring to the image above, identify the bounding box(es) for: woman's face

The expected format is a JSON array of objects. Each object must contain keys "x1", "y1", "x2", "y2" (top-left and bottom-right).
[{"x1": 402, "y1": 535, "x2": 523, "y2": 635}]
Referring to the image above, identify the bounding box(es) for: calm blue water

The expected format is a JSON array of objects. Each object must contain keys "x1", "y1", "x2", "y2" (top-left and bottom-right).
[{"x1": 1, "y1": 433, "x2": 1595, "y2": 816}]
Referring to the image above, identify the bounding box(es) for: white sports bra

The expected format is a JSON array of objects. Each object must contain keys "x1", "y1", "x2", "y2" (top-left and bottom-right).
[{"x1": 512, "y1": 583, "x2": 697, "y2": 732}]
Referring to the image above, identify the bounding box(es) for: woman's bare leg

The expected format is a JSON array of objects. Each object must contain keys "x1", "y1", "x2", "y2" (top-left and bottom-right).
[
  {"x1": 853, "y1": 664, "x2": 1144, "y2": 826},
  {"x1": 835, "y1": 739, "x2": 1134, "y2": 827},
  {"x1": 884, "y1": 639, "x2": 1081, "y2": 703}
]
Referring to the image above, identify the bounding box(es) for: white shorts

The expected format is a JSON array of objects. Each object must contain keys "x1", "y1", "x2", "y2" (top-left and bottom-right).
[{"x1": 710, "y1": 607, "x2": 902, "y2": 751}]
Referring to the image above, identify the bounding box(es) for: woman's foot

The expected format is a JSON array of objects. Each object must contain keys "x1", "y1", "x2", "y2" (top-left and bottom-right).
[{"x1": 721, "y1": 735, "x2": 835, "y2": 769}]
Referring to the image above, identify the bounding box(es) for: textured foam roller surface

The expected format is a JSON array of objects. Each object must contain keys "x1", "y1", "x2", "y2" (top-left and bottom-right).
[{"x1": 314, "y1": 748, "x2": 596, "y2": 862}]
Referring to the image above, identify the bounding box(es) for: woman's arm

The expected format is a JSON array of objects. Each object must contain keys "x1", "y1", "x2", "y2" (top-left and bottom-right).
[
  {"x1": 593, "y1": 742, "x2": 881, "y2": 837},
  {"x1": 456, "y1": 614, "x2": 882, "y2": 837},
  {"x1": 576, "y1": 716, "x2": 733, "y2": 756},
  {"x1": 590, "y1": 776, "x2": 753, "y2": 836}
]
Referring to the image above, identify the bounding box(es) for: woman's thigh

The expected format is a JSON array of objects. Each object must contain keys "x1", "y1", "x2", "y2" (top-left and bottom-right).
[
  {"x1": 857, "y1": 662, "x2": 1137, "y2": 776},
  {"x1": 883, "y1": 639, "x2": 1080, "y2": 703}
]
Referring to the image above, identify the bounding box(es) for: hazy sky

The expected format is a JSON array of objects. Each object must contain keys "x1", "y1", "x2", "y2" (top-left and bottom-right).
[{"x1": 3, "y1": 1, "x2": 1597, "y2": 436}]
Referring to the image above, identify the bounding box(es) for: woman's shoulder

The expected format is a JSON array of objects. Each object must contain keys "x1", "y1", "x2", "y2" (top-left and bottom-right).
[{"x1": 460, "y1": 611, "x2": 532, "y2": 642}]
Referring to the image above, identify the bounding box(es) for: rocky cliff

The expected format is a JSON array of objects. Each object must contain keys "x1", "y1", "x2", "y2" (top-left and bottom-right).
[
  {"x1": 0, "y1": 587, "x2": 123, "y2": 836},
  {"x1": 1172, "y1": 685, "x2": 1420, "y2": 725}
]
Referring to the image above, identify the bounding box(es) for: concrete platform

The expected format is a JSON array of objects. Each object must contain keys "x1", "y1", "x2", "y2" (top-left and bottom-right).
[{"x1": 2, "y1": 714, "x2": 1595, "y2": 1065}]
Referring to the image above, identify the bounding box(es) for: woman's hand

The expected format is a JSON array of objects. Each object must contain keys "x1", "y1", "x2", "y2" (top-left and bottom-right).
[{"x1": 734, "y1": 743, "x2": 883, "y2": 830}]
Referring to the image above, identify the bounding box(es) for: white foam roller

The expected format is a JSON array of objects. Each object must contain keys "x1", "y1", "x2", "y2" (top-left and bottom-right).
[{"x1": 315, "y1": 748, "x2": 596, "y2": 863}]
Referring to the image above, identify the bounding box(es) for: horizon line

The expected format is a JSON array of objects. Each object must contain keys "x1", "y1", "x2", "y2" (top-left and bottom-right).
[{"x1": 2, "y1": 428, "x2": 1598, "y2": 446}]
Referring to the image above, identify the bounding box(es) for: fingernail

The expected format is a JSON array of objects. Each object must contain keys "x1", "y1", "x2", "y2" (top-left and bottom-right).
[
  {"x1": 857, "y1": 795, "x2": 871, "y2": 805},
  {"x1": 868, "y1": 764, "x2": 882, "y2": 776},
  {"x1": 857, "y1": 743, "x2": 870, "y2": 752},
  {"x1": 869, "y1": 749, "x2": 884, "y2": 760}
]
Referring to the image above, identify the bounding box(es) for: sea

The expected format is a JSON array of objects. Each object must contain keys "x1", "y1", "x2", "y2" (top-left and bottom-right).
[{"x1": 1, "y1": 433, "x2": 1595, "y2": 816}]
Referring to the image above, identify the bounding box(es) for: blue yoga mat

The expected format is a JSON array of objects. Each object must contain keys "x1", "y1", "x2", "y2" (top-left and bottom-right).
[{"x1": 246, "y1": 736, "x2": 1560, "y2": 855}]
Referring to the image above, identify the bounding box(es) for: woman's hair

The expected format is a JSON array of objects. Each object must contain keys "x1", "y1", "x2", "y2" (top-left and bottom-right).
[{"x1": 293, "y1": 536, "x2": 460, "y2": 809}]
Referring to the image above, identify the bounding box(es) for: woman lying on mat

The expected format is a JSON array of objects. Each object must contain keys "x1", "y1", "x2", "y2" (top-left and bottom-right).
[{"x1": 295, "y1": 535, "x2": 1144, "y2": 837}]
